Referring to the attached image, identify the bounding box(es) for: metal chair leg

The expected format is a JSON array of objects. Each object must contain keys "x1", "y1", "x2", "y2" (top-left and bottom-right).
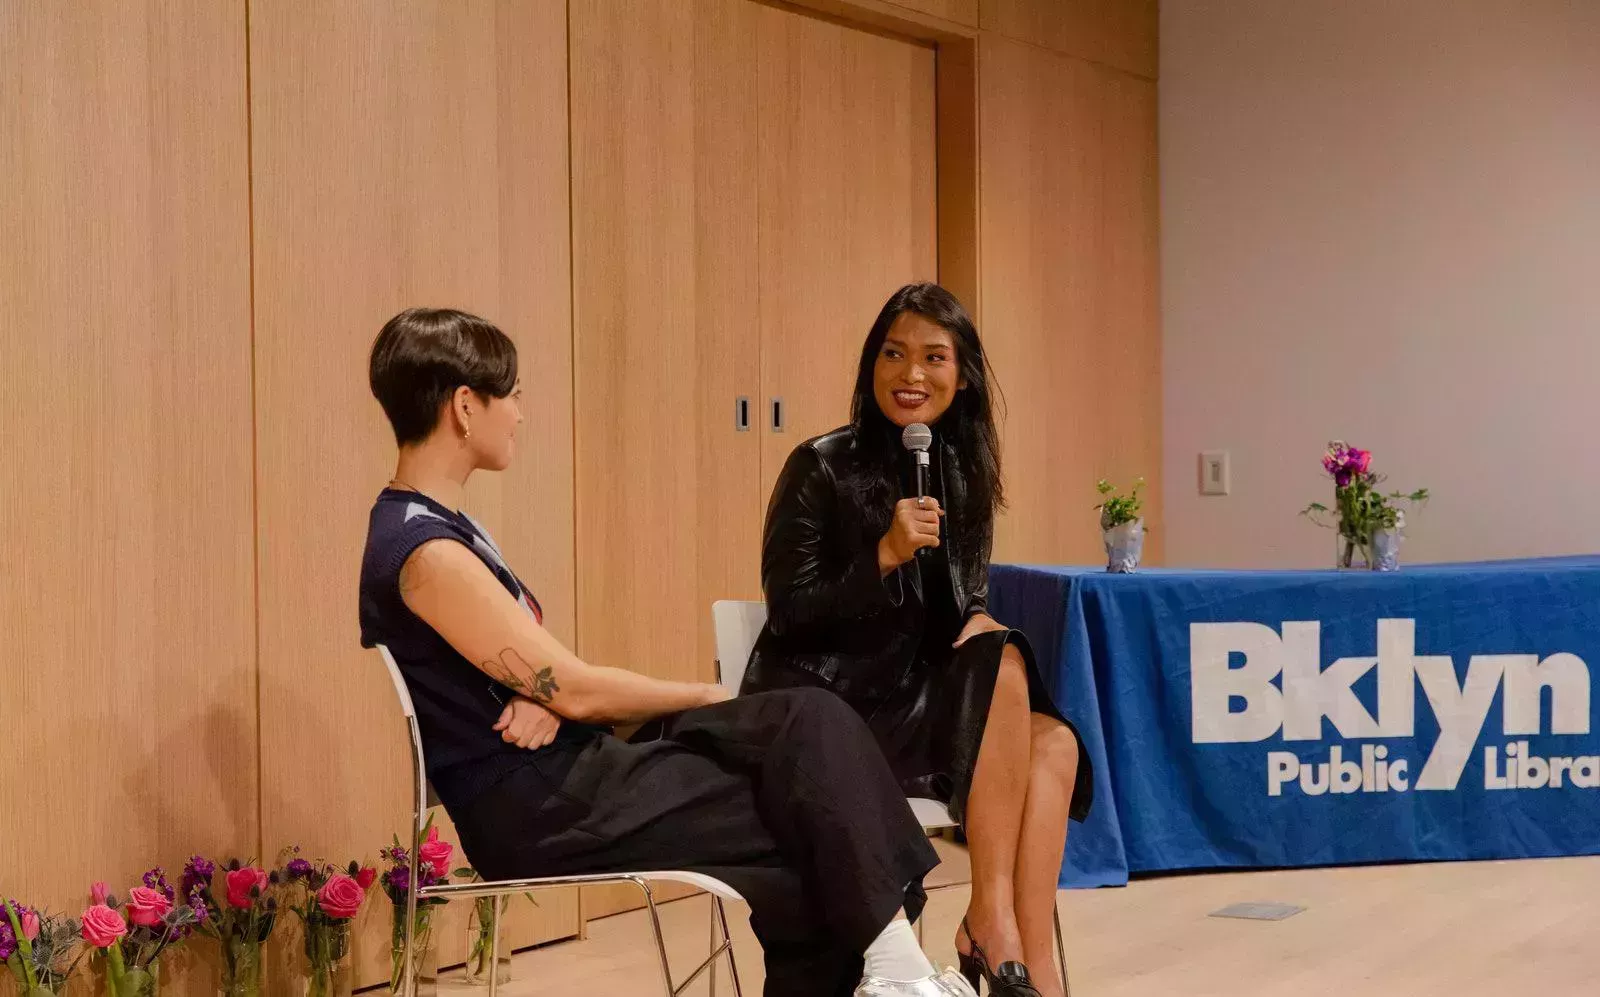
[
  {"x1": 487, "y1": 896, "x2": 504, "y2": 997},
  {"x1": 715, "y1": 897, "x2": 745, "y2": 997},
  {"x1": 639, "y1": 881, "x2": 676, "y2": 997},
  {"x1": 1054, "y1": 903, "x2": 1071, "y2": 996},
  {"x1": 708, "y1": 895, "x2": 719, "y2": 996}
]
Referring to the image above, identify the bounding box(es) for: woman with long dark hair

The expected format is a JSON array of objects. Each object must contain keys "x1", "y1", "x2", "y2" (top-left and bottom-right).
[{"x1": 741, "y1": 283, "x2": 1091, "y2": 997}]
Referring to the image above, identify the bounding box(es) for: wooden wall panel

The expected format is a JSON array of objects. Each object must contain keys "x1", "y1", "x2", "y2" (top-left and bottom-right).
[
  {"x1": 887, "y1": 0, "x2": 980, "y2": 28},
  {"x1": 978, "y1": 33, "x2": 1161, "y2": 565},
  {"x1": 248, "y1": 0, "x2": 579, "y2": 983},
  {"x1": 980, "y1": 0, "x2": 1158, "y2": 79},
  {"x1": 0, "y1": 1, "x2": 258, "y2": 974},
  {"x1": 1097, "y1": 69, "x2": 1163, "y2": 563},
  {"x1": 755, "y1": 4, "x2": 939, "y2": 498},
  {"x1": 570, "y1": 0, "x2": 763, "y2": 922},
  {"x1": 570, "y1": 0, "x2": 762, "y2": 685}
]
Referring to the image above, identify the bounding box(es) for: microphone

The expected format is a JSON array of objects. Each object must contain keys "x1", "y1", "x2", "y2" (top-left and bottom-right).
[
  {"x1": 901, "y1": 422, "x2": 933, "y2": 501},
  {"x1": 901, "y1": 423, "x2": 934, "y2": 560}
]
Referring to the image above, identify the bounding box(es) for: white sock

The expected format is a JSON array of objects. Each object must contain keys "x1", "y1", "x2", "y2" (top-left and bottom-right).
[{"x1": 862, "y1": 917, "x2": 936, "y2": 982}]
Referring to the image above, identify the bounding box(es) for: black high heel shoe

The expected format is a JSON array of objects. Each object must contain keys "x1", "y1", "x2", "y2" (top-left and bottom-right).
[{"x1": 957, "y1": 919, "x2": 1043, "y2": 997}]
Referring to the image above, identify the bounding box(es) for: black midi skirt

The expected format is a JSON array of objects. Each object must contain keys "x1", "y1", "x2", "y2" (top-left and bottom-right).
[{"x1": 751, "y1": 628, "x2": 1093, "y2": 829}]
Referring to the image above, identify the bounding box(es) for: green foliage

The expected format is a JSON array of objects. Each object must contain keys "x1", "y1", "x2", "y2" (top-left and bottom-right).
[{"x1": 1095, "y1": 478, "x2": 1145, "y2": 530}]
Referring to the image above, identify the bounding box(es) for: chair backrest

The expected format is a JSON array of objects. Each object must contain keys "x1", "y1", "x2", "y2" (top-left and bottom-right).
[
  {"x1": 375, "y1": 644, "x2": 433, "y2": 826},
  {"x1": 712, "y1": 600, "x2": 768, "y2": 692},
  {"x1": 376, "y1": 644, "x2": 417, "y2": 718}
]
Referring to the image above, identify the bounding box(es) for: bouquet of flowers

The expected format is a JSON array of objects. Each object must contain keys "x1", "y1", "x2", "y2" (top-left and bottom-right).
[
  {"x1": 1302, "y1": 441, "x2": 1428, "y2": 568},
  {"x1": 379, "y1": 818, "x2": 452, "y2": 996},
  {"x1": 79, "y1": 872, "x2": 205, "y2": 997},
  {"x1": 184, "y1": 857, "x2": 279, "y2": 997},
  {"x1": 281, "y1": 850, "x2": 376, "y2": 997},
  {"x1": 3, "y1": 900, "x2": 86, "y2": 996}
]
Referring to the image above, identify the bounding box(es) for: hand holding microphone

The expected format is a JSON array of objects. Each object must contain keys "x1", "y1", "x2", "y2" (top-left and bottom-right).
[
  {"x1": 878, "y1": 496, "x2": 944, "y2": 572},
  {"x1": 876, "y1": 422, "x2": 943, "y2": 574}
]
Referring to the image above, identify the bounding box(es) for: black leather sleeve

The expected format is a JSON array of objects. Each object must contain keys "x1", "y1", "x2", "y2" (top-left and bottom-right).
[
  {"x1": 963, "y1": 518, "x2": 994, "y2": 620},
  {"x1": 761, "y1": 444, "x2": 903, "y2": 637}
]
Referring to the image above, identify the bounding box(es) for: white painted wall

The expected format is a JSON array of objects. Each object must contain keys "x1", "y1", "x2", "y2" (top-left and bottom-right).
[{"x1": 1161, "y1": 0, "x2": 1600, "y2": 566}]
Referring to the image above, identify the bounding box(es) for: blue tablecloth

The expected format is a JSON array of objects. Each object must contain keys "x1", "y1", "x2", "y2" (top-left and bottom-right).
[{"x1": 989, "y1": 557, "x2": 1600, "y2": 888}]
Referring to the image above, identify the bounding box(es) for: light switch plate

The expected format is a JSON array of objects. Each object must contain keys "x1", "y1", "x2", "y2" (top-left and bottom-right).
[{"x1": 1200, "y1": 451, "x2": 1230, "y2": 495}]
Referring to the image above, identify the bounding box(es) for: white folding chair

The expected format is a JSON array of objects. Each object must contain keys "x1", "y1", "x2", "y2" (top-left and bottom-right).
[
  {"x1": 711, "y1": 601, "x2": 1071, "y2": 994},
  {"x1": 374, "y1": 646, "x2": 744, "y2": 997}
]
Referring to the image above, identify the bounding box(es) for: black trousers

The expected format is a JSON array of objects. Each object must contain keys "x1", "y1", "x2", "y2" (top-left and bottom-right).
[{"x1": 453, "y1": 688, "x2": 940, "y2": 997}]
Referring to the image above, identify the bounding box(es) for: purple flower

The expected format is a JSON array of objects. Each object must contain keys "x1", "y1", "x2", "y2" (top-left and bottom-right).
[
  {"x1": 143, "y1": 867, "x2": 176, "y2": 901},
  {"x1": 286, "y1": 859, "x2": 314, "y2": 881},
  {"x1": 385, "y1": 866, "x2": 411, "y2": 894},
  {"x1": 0, "y1": 919, "x2": 15, "y2": 961},
  {"x1": 189, "y1": 887, "x2": 211, "y2": 923},
  {"x1": 1334, "y1": 469, "x2": 1354, "y2": 488},
  {"x1": 182, "y1": 855, "x2": 216, "y2": 897}
]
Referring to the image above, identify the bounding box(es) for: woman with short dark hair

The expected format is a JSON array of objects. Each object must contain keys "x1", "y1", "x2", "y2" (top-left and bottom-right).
[{"x1": 358, "y1": 307, "x2": 977, "y2": 997}]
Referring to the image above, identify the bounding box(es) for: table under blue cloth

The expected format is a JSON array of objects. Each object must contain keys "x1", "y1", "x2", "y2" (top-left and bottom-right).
[{"x1": 989, "y1": 557, "x2": 1600, "y2": 888}]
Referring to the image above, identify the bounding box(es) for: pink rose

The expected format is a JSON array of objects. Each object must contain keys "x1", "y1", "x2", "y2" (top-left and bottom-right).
[
  {"x1": 81, "y1": 905, "x2": 127, "y2": 949},
  {"x1": 20, "y1": 908, "x2": 40, "y2": 941},
  {"x1": 316, "y1": 875, "x2": 364, "y2": 920},
  {"x1": 355, "y1": 867, "x2": 377, "y2": 891},
  {"x1": 225, "y1": 867, "x2": 269, "y2": 910},
  {"x1": 127, "y1": 887, "x2": 172, "y2": 928},
  {"x1": 91, "y1": 882, "x2": 109, "y2": 906},
  {"x1": 418, "y1": 828, "x2": 452, "y2": 880}
]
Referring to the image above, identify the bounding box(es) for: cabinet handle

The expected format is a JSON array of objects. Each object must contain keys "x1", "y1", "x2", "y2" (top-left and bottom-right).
[
  {"x1": 735, "y1": 396, "x2": 751, "y2": 432},
  {"x1": 771, "y1": 397, "x2": 785, "y2": 433}
]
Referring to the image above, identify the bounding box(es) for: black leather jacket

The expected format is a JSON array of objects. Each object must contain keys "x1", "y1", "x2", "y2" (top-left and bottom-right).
[{"x1": 742, "y1": 426, "x2": 993, "y2": 703}]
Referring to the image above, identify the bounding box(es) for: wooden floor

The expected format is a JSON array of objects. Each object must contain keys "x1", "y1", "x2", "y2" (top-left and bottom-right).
[{"x1": 449, "y1": 840, "x2": 1600, "y2": 996}]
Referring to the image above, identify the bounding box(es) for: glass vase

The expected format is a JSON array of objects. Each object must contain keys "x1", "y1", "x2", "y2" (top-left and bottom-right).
[
  {"x1": 219, "y1": 936, "x2": 263, "y2": 997},
  {"x1": 116, "y1": 959, "x2": 160, "y2": 997},
  {"x1": 1337, "y1": 530, "x2": 1371, "y2": 571},
  {"x1": 1103, "y1": 519, "x2": 1145, "y2": 574},
  {"x1": 1372, "y1": 526, "x2": 1402, "y2": 571},
  {"x1": 303, "y1": 922, "x2": 355, "y2": 997},
  {"x1": 390, "y1": 908, "x2": 438, "y2": 997},
  {"x1": 461, "y1": 897, "x2": 512, "y2": 987}
]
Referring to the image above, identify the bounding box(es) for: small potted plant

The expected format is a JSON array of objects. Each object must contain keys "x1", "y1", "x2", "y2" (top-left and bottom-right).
[
  {"x1": 1302, "y1": 441, "x2": 1428, "y2": 571},
  {"x1": 1095, "y1": 478, "x2": 1146, "y2": 573}
]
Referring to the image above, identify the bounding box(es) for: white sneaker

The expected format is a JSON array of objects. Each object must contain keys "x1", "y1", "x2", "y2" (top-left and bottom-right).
[{"x1": 855, "y1": 968, "x2": 980, "y2": 996}]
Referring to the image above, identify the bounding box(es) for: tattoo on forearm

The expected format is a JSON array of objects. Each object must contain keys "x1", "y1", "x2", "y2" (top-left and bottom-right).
[
  {"x1": 480, "y1": 647, "x2": 559, "y2": 704},
  {"x1": 532, "y1": 666, "x2": 559, "y2": 702}
]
